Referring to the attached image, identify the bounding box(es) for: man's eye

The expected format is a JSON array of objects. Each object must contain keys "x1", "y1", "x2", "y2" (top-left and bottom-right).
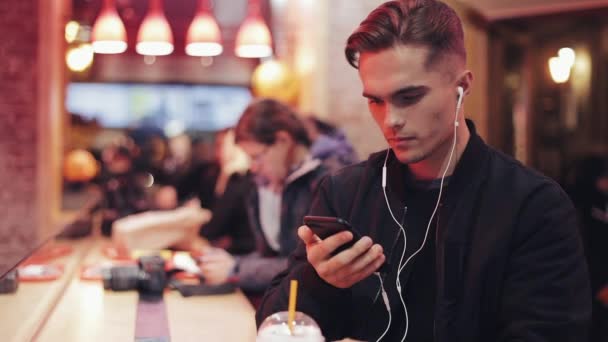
[
  {"x1": 368, "y1": 98, "x2": 381, "y2": 105},
  {"x1": 395, "y1": 95, "x2": 422, "y2": 106}
]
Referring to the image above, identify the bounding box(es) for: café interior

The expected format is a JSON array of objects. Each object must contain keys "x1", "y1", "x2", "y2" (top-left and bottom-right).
[{"x1": 1, "y1": 0, "x2": 608, "y2": 341}]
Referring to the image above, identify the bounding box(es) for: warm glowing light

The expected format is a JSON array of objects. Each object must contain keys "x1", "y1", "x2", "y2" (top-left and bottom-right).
[
  {"x1": 187, "y1": 42, "x2": 223, "y2": 57},
  {"x1": 186, "y1": 1, "x2": 223, "y2": 57},
  {"x1": 136, "y1": 0, "x2": 174, "y2": 56},
  {"x1": 143, "y1": 55, "x2": 156, "y2": 65},
  {"x1": 91, "y1": 0, "x2": 127, "y2": 54},
  {"x1": 252, "y1": 59, "x2": 298, "y2": 103},
  {"x1": 200, "y1": 56, "x2": 214, "y2": 67},
  {"x1": 64, "y1": 149, "x2": 98, "y2": 181},
  {"x1": 295, "y1": 45, "x2": 316, "y2": 74},
  {"x1": 66, "y1": 44, "x2": 95, "y2": 72},
  {"x1": 65, "y1": 21, "x2": 80, "y2": 43},
  {"x1": 549, "y1": 56, "x2": 571, "y2": 84},
  {"x1": 255, "y1": 59, "x2": 284, "y2": 81},
  {"x1": 235, "y1": 1, "x2": 273, "y2": 58},
  {"x1": 548, "y1": 47, "x2": 577, "y2": 84},
  {"x1": 558, "y1": 47, "x2": 576, "y2": 68}
]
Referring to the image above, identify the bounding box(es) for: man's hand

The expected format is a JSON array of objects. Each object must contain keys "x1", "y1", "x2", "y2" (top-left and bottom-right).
[
  {"x1": 298, "y1": 225, "x2": 385, "y2": 289},
  {"x1": 198, "y1": 247, "x2": 236, "y2": 285}
]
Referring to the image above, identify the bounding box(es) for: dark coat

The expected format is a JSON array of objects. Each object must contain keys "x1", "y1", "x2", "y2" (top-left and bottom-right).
[
  {"x1": 236, "y1": 160, "x2": 328, "y2": 293},
  {"x1": 256, "y1": 121, "x2": 591, "y2": 342}
]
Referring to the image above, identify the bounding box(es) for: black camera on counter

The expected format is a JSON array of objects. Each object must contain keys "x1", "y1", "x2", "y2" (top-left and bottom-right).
[
  {"x1": 0, "y1": 270, "x2": 18, "y2": 294},
  {"x1": 102, "y1": 255, "x2": 167, "y2": 295}
]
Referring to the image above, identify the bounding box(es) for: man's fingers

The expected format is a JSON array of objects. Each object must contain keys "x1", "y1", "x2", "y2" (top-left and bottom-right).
[
  {"x1": 298, "y1": 225, "x2": 321, "y2": 245},
  {"x1": 335, "y1": 243, "x2": 383, "y2": 277},
  {"x1": 317, "y1": 230, "x2": 354, "y2": 255},
  {"x1": 326, "y1": 237, "x2": 374, "y2": 270},
  {"x1": 344, "y1": 254, "x2": 386, "y2": 285},
  {"x1": 301, "y1": 227, "x2": 389, "y2": 289},
  {"x1": 329, "y1": 243, "x2": 382, "y2": 281}
]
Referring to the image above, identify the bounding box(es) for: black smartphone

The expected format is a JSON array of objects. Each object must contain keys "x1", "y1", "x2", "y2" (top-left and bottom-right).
[
  {"x1": 303, "y1": 216, "x2": 362, "y2": 255},
  {"x1": 303, "y1": 215, "x2": 389, "y2": 273}
]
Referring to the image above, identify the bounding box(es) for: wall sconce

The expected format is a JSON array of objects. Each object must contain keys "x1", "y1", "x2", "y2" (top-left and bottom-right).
[
  {"x1": 548, "y1": 47, "x2": 575, "y2": 84},
  {"x1": 66, "y1": 44, "x2": 95, "y2": 72}
]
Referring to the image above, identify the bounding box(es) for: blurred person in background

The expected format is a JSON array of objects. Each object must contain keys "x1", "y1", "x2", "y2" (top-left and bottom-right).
[
  {"x1": 197, "y1": 99, "x2": 328, "y2": 303},
  {"x1": 303, "y1": 115, "x2": 359, "y2": 173},
  {"x1": 164, "y1": 133, "x2": 193, "y2": 185},
  {"x1": 196, "y1": 128, "x2": 257, "y2": 255},
  {"x1": 177, "y1": 138, "x2": 221, "y2": 211},
  {"x1": 129, "y1": 130, "x2": 174, "y2": 186},
  {"x1": 98, "y1": 145, "x2": 149, "y2": 236}
]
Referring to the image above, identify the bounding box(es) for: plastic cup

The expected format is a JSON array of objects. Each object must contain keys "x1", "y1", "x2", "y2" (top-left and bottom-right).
[{"x1": 257, "y1": 311, "x2": 325, "y2": 342}]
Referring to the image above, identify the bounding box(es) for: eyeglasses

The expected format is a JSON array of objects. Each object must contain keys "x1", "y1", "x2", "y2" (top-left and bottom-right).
[{"x1": 250, "y1": 145, "x2": 270, "y2": 164}]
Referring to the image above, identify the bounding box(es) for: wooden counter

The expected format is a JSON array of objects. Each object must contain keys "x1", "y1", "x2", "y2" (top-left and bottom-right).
[
  {"x1": 34, "y1": 238, "x2": 257, "y2": 341},
  {"x1": 0, "y1": 239, "x2": 94, "y2": 342}
]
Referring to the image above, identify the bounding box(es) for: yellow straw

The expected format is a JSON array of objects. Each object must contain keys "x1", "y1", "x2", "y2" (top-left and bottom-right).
[{"x1": 288, "y1": 280, "x2": 298, "y2": 335}]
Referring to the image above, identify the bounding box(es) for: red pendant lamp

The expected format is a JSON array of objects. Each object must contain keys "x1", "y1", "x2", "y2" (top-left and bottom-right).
[
  {"x1": 91, "y1": 0, "x2": 127, "y2": 54},
  {"x1": 185, "y1": 0, "x2": 223, "y2": 56},
  {"x1": 235, "y1": 0, "x2": 273, "y2": 58},
  {"x1": 136, "y1": 0, "x2": 174, "y2": 56}
]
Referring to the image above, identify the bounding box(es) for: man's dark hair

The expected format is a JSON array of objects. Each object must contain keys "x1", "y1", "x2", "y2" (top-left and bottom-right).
[
  {"x1": 345, "y1": 0, "x2": 466, "y2": 69},
  {"x1": 235, "y1": 98, "x2": 312, "y2": 147}
]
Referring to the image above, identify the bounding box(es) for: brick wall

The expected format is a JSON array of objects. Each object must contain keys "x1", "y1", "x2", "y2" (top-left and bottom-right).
[
  {"x1": 281, "y1": 0, "x2": 387, "y2": 159},
  {"x1": 0, "y1": 0, "x2": 40, "y2": 275},
  {"x1": 327, "y1": 0, "x2": 388, "y2": 159}
]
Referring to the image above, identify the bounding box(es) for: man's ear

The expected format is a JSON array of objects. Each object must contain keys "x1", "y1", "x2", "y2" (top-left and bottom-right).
[{"x1": 457, "y1": 70, "x2": 473, "y2": 96}]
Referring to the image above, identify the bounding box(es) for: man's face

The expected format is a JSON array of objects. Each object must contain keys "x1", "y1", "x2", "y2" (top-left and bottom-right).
[
  {"x1": 238, "y1": 137, "x2": 291, "y2": 187},
  {"x1": 359, "y1": 45, "x2": 461, "y2": 165}
]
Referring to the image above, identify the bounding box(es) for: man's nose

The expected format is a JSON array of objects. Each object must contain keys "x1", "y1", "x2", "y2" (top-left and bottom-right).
[{"x1": 384, "y1": 105, "x2": 405, "y2": 130}]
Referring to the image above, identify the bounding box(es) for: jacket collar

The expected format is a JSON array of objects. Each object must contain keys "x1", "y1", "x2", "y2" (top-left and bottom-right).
[
  {"x1": 285, "y1": 156, "x2": 322, "y2": 185},
  {"x1": 377, "y1": 120, "x2": 487, "y2": 207},
  {"x1": 369, "y1": 119, "x2": 491, "y2": 263}
]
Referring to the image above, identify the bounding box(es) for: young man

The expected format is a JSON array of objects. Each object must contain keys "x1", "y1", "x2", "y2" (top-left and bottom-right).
[
  {"x1": 198, "y1": 99, "x2": 327, "y2": 298},
  {"x1": 256, "y1": 1, "x2": 591, "y2": 341}
]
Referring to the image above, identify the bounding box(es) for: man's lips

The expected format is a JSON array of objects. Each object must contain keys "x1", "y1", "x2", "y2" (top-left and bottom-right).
[{"x1": 388, "y1": 136, "x2": 416, "y2": 142}]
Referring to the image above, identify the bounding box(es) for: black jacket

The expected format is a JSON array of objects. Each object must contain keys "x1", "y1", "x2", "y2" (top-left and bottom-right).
[
  {"x1": 256, "y1": 121, "x2": 591, "y2": 341},
  {"x1": 236, "y1": 159, "x2": 328, "y2": 293},
  {"x1": 201, "y1": 172, "x2": 256, "y2": 255}
]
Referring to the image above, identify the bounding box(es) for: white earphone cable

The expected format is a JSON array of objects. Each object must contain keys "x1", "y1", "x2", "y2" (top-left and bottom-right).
[{"x1": 379, "y1": 88, "x2": 463, "y2": 342}]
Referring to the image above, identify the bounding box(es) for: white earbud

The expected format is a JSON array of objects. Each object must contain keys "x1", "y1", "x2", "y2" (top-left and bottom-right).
[
  {"x1": 382, "y1": 164, "x2": 387, "y2": 188},
  {"x1": 455, "y1": 86, "x2": 464, "y2": 127}
]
